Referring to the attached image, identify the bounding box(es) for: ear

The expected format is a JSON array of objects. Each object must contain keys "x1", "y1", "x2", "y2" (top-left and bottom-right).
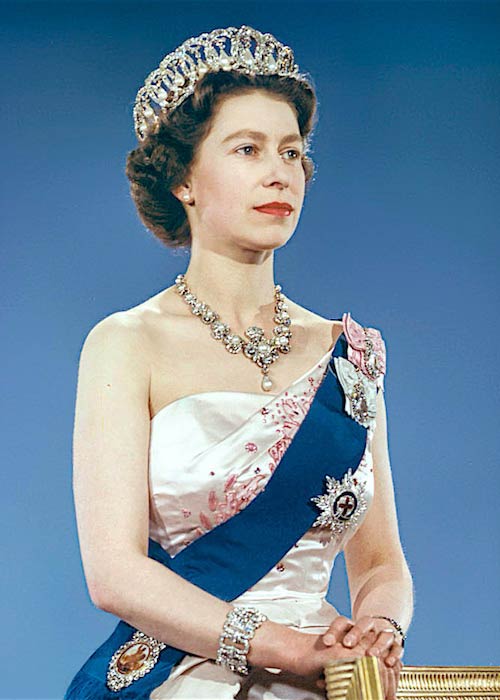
[{"x1": 171, "y1": 184, "x2": 192, "y2": 204}]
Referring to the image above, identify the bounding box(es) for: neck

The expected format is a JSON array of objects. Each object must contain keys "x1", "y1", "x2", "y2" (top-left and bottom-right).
[{"x1": 179, "y1": 250, "x2": 281, "y2": 332}]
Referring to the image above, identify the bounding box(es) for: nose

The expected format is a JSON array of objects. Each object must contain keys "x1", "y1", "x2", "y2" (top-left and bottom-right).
[{"x1": 262, "y1": 152, "x2": 291, "y2": 189}]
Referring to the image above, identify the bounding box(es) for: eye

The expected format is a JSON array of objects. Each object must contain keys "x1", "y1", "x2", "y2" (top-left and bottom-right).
[
  {"x1": 235, "y1": 145, "x2": 303, "y2": 160},
  {"x1": 236, "y1": 144, "x2": 258, "y2": 156}
]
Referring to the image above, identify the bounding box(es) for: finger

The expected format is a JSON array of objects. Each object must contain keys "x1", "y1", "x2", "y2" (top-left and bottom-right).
[
  {"x1": 344, "y1": 615, "x2": 397, "y2": 649},
  {"x1": 386, "y1": 667, "x2": 397, "y2": 700},
  {"x1": 394, "y1": 659, "x2": 403, "y2": 677},
  {"x1": 377, "y1": 659, "x2": 389, "y2": 700},
  {"x1": 383, "y1": 641, "x2": 404, "y2": 667},
  {"x1": 322, "y1": 616, "x2": 354, "y2": 646},
  {"x1": 380, "y1": 662, "x2": 397, "y2": 700},
  {"x1": 385, "y1": 660, "x2": 402, "y2": 700},
  {"x1": 367, "y1": 631, "x2": 398, "y2": 657},
  {"x1": 357, "y1": 629, "x2": 378, "y2": 652},
  {"x1": 342, "y1": 615, "x2": 379, "y2": 647},
  {"x1": 395, "y1": 661, "x2": 403, "y2": 693},
  {"x1": 393, "y1": 661, "x2": 402, "y2": 681},
  {"x1": 391, "y1": 640, "x2": 405, "y2": 660}
]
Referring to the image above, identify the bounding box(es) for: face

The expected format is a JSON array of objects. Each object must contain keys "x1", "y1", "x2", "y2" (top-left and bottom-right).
[{"x1": 175, "y1": 90, "x2": 306, "y2": 255}]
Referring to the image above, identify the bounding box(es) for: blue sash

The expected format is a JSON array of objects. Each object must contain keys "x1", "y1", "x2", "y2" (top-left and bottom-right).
[{"x1": 64, "y1": 336, "x2": 368, "y2": 699}]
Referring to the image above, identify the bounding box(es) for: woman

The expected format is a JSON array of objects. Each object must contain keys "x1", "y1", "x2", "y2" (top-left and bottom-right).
[{"x1": 64, "y1": 25, "x2": 413, "y2": 700}]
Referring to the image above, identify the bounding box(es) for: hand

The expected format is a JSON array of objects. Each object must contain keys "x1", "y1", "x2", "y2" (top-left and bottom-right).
[
  {"x1": 287, "y1": 627, "x2": 373, "y2": 678},
  {"x1": 323, "y1": 615, "x2": 404, "y2": 667},
  {"x1": 317, "y1": 615, "x2": 405, "y2": 700}
]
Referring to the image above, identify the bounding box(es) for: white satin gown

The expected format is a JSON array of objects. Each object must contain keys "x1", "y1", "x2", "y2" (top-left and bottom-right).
[{"x1": 146, "y1": 332, "x2": 380, "y2": 699}]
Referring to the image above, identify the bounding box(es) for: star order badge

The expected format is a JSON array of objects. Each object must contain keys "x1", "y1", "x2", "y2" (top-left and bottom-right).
[{"x1": 311, "y1": 468, "x2": 368, "y2": 538}]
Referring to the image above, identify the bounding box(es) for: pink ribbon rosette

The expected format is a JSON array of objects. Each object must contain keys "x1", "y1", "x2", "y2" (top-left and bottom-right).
[{"x1": 342, "y1": 312, "x2": 387, "y2": 392}]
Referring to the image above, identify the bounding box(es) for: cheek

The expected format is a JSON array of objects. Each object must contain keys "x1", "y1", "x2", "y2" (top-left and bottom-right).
[{"x1": 197, "y1": 167, "x2": 248, "y2": 217}]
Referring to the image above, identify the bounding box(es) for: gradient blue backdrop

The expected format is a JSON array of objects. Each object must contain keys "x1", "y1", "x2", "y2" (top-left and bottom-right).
[{"x1": 2, "y1": 1, "x2": 499, "y2": 697}]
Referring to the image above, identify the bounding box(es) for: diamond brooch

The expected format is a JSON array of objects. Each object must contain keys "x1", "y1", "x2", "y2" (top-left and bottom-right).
[{"x1": 333, "y1": 356, "x2": 377, "y2": 429}]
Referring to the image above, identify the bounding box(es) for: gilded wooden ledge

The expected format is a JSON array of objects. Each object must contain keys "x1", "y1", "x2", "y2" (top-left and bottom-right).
[{"x1": 324, "y1": 659, "x2": 500, "y2": 700}]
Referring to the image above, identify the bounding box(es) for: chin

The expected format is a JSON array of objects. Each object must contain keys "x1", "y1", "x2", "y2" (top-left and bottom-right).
[{"x1": 245, "y1": 229, "x2": 295, "y2": 251}]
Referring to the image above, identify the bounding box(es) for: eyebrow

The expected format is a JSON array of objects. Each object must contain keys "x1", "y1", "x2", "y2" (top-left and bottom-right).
[{"x1": 221, "y1": 129, "x2": 303, "y2": 146}]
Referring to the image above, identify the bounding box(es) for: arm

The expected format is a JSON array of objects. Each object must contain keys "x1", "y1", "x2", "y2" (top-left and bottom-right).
[
  {"x1": 344, "y1": 388, "x2": 414, "y2": 633},
  {"x1": 72, "y1": 312, "x2": 329, "y2": 676},
  {"x1": 316, "y1": 389, "x2": 413, "y2": 699}
]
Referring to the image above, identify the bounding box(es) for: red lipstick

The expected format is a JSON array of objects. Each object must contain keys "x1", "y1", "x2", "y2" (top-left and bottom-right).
[{"x1": 254, "y1": 201, "x2": 293, "y2": 217}]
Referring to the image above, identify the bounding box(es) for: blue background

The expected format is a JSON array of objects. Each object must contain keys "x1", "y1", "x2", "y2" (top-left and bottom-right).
[{"x1": 2, "y1": 1, "x2": 499, "y2": 697}]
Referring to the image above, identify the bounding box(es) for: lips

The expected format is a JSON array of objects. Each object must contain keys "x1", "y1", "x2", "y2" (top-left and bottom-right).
[{"x1": 254, "y1": 202, "x2": 293, "y2": 216}]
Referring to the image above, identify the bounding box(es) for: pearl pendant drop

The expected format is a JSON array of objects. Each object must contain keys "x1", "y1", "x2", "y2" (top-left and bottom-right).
[{"x1": 261, "y1": 374, "x2": 273, "y2": 392}]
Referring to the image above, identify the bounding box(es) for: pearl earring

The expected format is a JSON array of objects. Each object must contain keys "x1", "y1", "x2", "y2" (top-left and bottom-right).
[{"x1": 182, "y1": 193, "x2": 190, "y2": 202}]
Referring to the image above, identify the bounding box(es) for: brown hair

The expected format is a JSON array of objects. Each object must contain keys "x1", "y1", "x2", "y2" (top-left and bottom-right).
[{"x1": 125, "y1": 70, "x2": 318, "y2": 249}]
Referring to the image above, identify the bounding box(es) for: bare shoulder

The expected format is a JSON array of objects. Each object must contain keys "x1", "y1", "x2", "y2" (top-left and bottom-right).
[
  {"x1": 77, "y1": 287, "x2": 184, "y2": 386},
  {"x1": 77, "y1": 300, "x2": 161, "y2": 407},
  {"x1": 80, "y1": 290, "x2": 169, "y2": 360},
  {"x1": 82, "y1": 310, "x2": 143, "y2": 350}
]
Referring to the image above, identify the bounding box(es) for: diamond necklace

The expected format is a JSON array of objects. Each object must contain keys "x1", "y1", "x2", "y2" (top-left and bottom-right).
[{"x1": 174, "y1": 273, "x2": 292, "y2": 392}]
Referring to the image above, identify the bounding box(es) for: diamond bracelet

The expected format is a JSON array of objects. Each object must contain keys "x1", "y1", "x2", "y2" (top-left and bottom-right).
[{"x1": 215, "y1": 606, "x2": 268, "y2": 675}]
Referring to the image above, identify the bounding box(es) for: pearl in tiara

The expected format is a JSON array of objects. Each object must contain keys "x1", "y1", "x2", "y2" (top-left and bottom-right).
[{"x1": 133, "y1": 24, "x2": 310, "y2": 141}]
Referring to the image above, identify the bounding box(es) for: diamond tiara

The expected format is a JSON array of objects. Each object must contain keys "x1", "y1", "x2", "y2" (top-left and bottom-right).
[{"x1": 133, "y1": 24, "x2": 309, "y2": 141}]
